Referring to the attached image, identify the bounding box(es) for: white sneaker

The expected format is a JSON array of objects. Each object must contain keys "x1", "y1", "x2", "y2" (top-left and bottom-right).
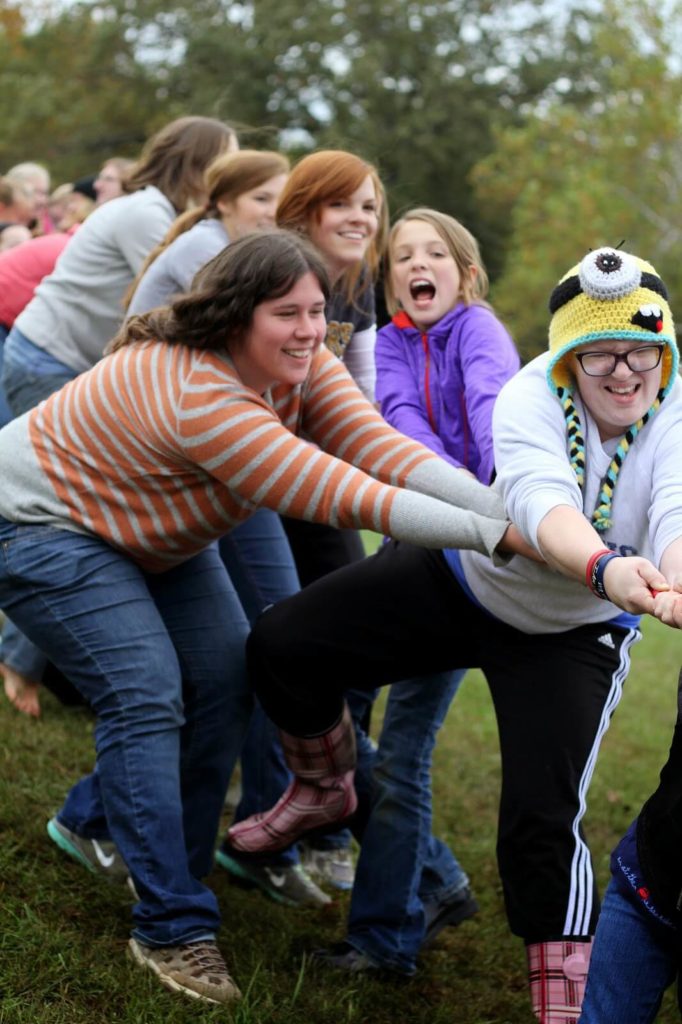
[
  {"x1": 299, "y1": 843, "x2": 355, "y2": 891},
  {"x1": 216, "y1": 849, "x2": 331, "y2": 906},
  {"x1": 47, "y1": 817, "x2": 128, "y2": 880}
]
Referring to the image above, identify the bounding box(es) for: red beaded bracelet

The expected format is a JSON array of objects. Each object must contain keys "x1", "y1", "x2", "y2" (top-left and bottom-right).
[{"x1": 585, "y1": 548, "x2": 613, "y2": 591}]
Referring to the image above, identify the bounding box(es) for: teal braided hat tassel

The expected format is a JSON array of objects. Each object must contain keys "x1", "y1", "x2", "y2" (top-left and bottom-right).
[
  {"x1": 591, "y1": 388, "x2": 665, "y2": 532},
  {"x1": 558, "y1": 386, "x2": 586, "y2": 490}
]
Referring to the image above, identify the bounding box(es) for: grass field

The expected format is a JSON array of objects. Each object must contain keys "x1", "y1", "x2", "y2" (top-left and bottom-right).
[{"x1": 1, "y1": 607, "x2": 681, "y2": 1023}]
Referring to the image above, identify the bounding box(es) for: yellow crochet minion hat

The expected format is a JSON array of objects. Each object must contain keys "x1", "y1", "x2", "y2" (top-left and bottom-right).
[
  {"x1": 545, "y1": 247, "x2": 679, "y2": 533},
  {"x1": 547, "y1": 247, "x2": 677, "y2": 396}
]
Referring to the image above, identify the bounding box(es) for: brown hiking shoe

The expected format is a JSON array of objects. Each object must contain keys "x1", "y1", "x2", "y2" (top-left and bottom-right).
[{"x1": 128, "y1": 937, "x2": 241, "y2": 1004}]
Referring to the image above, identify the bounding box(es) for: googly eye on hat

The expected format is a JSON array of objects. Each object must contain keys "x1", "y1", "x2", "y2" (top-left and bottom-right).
[{"x1": 578, "y1": 248, "x2": 641, "y2": 300}]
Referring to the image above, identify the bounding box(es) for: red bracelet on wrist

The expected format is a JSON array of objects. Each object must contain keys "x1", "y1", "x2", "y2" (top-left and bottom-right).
[{"x1": 585, "y1": 548, "x2": 613, "y2": 590}]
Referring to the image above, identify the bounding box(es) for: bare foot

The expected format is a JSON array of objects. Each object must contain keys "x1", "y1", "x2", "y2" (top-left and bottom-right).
[{"x1": 1, "y1": 665, "x2": 41, "y2": 717}]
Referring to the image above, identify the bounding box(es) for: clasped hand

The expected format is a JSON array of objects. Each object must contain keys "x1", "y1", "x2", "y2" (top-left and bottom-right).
[
  {"x1": 602, "y1": 557, "x2": 671, "y2": 617},
  {"x1": 652, "y1": 574, "x2": 682, "y2": 629}
]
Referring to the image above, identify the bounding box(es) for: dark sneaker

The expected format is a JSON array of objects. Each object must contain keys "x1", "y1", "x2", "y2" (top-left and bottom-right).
[
  {"x1": 128, "y1": 938, "x2": 241, "y2": 1004},
  {"x1": 311, "y1": 941, "x2": 414, "y2": 977},
  {"x1": 299, "y1": 843, "x2": 355, "y2": 891},
  {"x1": 310, "y1": 941, "x2": 380, "y2": 973},
  {"x1": 47, "y1": 817, "x2": 128, "y2": 880},
  {"x1": 215, "y1": 849, "x2": 331, "y2": 907},
  {"x1": 422, "y1": 886, "x2": 479, "y2": 948}
]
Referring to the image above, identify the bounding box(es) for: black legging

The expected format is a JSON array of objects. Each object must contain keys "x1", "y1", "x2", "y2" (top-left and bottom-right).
[{"x1": 246, "y1": 539, "x2": 639, "y2": 939}]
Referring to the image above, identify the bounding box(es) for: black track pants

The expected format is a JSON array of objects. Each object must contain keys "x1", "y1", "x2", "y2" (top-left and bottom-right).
[{"x1": 247, "y1": 541, "x2": 640, "y2": 939}]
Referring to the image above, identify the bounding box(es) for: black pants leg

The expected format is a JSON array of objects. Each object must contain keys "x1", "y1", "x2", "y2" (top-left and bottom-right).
[
  {"x1": 248, "y1": 539, "x2": 642, "y2": 940},
  {"x1": 280, "y1": 517, "x2": 373, "y2": 735},
  {"x1": 483, "y1": 622, "x2": 641, "y2": 940},
  {"x1": 247, "y1": 542, "x2": 486, "y2": 735}
]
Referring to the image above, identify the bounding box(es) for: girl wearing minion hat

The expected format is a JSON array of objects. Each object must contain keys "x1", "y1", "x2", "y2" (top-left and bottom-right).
[
  {"x1": 225, "y1": 246, "x2": 682, "y2": 1023},
  {"x1": 546, "y1": 246, "x2": 678, "y2": 535}
]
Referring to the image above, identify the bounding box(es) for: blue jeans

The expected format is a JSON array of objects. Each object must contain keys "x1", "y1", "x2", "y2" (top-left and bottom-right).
[
  {"x1": 219, "y1": 508, "x2": 300, "y2": 624},
  {"x1": 2, "y1": 325, "x2": 77, "y2": 413},
  {"x1": 0, "y1": 326, "x2": 79, "y2": 684},
  {"x1": 346, "y1": 669, "x2": 469, "y2": 974},
  {"x1": 223, "y1": 509, "x2": 369, "y2": 867},
  {"x1": 0, "y1": 517, "x2": 252, "y2": 946},
  {"x1": 220, "y1": 509, "x2": 304, "y2": 868},
  {"x1": 579, "y1": 879, "x2": 678, "y2": 1023},
  {"x1": 0, "y1": 325, "x2": 13, "y2": 427}
]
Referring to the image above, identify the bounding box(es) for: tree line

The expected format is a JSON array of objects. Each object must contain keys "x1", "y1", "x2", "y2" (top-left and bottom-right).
[{"x1": 1, "y1": 0, "x2": 680, "y2": 355}]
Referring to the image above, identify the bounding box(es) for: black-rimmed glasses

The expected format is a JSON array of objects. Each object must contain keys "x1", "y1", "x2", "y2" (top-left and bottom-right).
[{"x1": 575, "y1": 344, "x2": 664, "y2": 377}]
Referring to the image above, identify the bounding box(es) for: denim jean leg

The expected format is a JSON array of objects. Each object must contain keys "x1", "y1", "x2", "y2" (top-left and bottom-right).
[
  {"x1": 59, "y1": 548, "x2": 251, "y2": 876},
  {"x1": 418, "y1": 835, "x2": 469, "y2": 902},
  {"x1": 2, "y1": 325, "x2": 78, "y2": 417},
  {"x1": 221, "y1": 509, "x2": 303, "y2": 867},
  {"x1": 0, "y1": 324, "x2": 13, "y2": 427},
  {"x1": 60, "y1": 550, "x2": 253, "y2": 879},
  {"x1": 60, "y1": 766, "x2": 109, "y2": 837},
  {"x1": 145, "y1": 549, "x2": 252, "y2": 880},
  {"x1": 218, "y1": 507, "x2": 300, "y2": 623},
  {"x1": 0, "y1": 618, "x2": 49, "y2": 680},
  {"x1": 223, "y1": 512, "x2": 374, "y2": 859},
  {"x1": 579, "y1": 879, "x2": 677, "y2": 1023},
  {"x1": 347, "y1": 669, "x2": 467, "y2": 973},
  {"x1": 0, "y1": 325, "x2": 79, "y2": 686},
  {"x1": 351, "y1": 702, "x2": 379, "y2": 841},
  {"x1": 0, "y1": 521, "x2": 247, "y2": 945}
]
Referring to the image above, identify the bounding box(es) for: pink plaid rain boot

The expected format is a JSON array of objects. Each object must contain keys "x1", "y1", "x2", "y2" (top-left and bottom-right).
[
  {"x1": 227, "y1": 704, "x2": 357, "y2": 855},
  {"x1": 526, "y1": 939, "x2": 592, "y2": 1024}
]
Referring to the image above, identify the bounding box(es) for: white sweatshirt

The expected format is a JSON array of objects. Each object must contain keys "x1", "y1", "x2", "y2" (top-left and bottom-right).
[{"x1": 447, "y1": 351, "x2": 682, "y2": 634}]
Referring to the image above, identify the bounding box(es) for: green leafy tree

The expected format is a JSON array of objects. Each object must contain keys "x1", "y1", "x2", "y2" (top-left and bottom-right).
[
  {"x1": 0, "y1": 2, "x2": 168, "y2": 179},
  {"x1": 176, "y1": 0, "x2": 606, "y2": 274},
  {"x1": 0, "y1": 0, "x2": 621, "y2": 296},
  {"x1": 106, "y1": 0, "x2": 604, "y2": 276},
  {"x1": 473, "y1": 0, "x2": 682, "y2": 357}
]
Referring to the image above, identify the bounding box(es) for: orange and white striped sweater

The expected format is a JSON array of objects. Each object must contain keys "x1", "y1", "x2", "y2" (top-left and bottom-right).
[{"x1": 0, "y1": 342, "x2": 509, "y2": 571}]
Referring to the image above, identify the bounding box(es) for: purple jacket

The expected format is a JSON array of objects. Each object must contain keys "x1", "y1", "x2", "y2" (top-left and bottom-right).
[{"x1": 375, "y1": 303, "x2": 520, "y2": 484}]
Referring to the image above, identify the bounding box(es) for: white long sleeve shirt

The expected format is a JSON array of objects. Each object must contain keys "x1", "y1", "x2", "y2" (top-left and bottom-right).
[{"x1": 447, "y1": 352, "x2": 682, "y2": 633}]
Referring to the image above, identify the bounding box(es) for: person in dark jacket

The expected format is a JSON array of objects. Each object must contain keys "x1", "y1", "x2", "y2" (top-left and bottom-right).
[{"x1": 580, "y1": 664, "x2": 682, "y2": 1023}]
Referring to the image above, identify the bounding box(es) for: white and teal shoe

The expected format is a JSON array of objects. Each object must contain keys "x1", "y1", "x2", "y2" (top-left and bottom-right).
[
  {"x1": 47, "y1": 816, "x2": 128, "y2": 880},
  {"x1": 215, "y1": 849, "x2": 331, "y2": 907}
]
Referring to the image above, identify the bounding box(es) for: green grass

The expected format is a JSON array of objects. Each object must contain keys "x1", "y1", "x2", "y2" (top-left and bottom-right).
[{"x1": 1, "y1": 610, "x2": 680, "y2": 1023}]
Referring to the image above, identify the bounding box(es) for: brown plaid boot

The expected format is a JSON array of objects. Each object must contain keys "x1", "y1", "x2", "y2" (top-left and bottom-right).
[{"x1": 227, "y1": 704, "x2": 357, "y2": 855}]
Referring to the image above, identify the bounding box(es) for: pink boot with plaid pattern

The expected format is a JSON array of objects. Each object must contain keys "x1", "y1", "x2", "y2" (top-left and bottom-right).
[
  {"x1": 526, "y1": 939, "x2": 592, "y2": 1024},
  {"x1": 227, "y1": 704, "x2": 357, "y2": 855}
]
